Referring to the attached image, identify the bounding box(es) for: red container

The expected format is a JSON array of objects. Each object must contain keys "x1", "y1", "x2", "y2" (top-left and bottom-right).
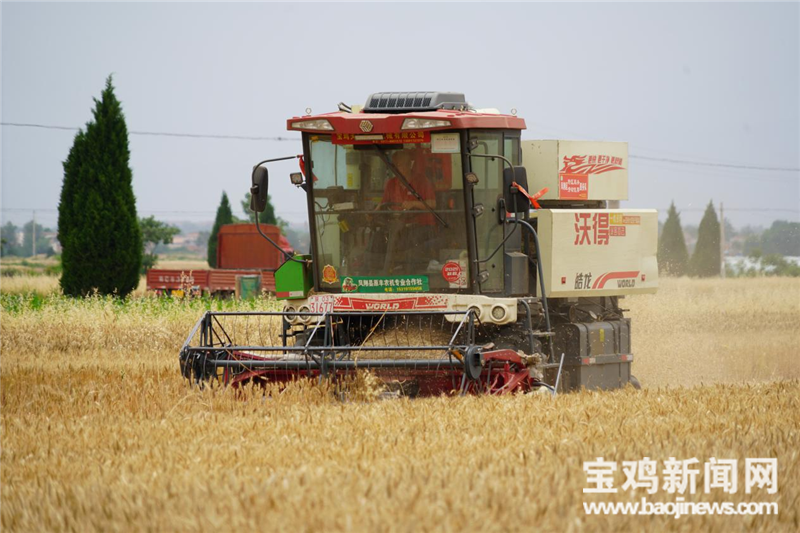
[{"x1": 216, "y1": 224, "x2": 292, "y2": 270}]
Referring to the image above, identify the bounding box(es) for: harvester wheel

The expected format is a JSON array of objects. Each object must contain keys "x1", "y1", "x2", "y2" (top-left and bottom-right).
[{"x1": 629, "y1": 375, "x2": 642, "y2": 390}]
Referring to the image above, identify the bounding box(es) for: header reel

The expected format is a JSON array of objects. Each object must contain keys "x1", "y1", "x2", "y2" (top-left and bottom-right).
[{"x1": 179, "y1": 309, "x2": 550, "y2": 397}]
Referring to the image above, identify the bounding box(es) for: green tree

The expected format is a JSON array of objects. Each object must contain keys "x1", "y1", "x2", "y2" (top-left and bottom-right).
[
  {"x1": 689, "y1": 201, "x2": 721, "y2": 277},
  {"x1": 0, "y1": 222, "x2": 21, "y2": 256},
  {"x1": 21, "y1": 220, "x2": 54, "y2": 257},
  {"x1": 740, "y1": 248, "x2": 800, "y2": 277},
  {"x1": 657, "y1": 202, "x2": 689, "y2": 276},
  {"x1": 208, "y1": 192, "x2": 234, "y2": 268},
  {"x1": 241, "y1": 192, "x2": 284, "y2": 228},
  {"x1": 195, "y1": 230, "x2": 210, "y2": 248},
  {"x1": 58, "y1": 75, "x2": 142, "y2": 297},
  {"x1": 761, "y1": 253, "x2": 800, "y2": 277},
  {"x1": 139, "y1": 216, "x2": 180, "y2": 273},
  {"x1": 749, "y1": 220, "x2": 800, "y2": 256}
]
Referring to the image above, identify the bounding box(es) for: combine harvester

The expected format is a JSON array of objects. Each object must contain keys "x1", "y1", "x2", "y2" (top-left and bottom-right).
[{"x1": 181, "y1": 92, "x2": 658, "y2": 395}]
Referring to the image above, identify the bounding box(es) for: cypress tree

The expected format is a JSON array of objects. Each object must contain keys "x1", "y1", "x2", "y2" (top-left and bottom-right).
[
  {"x1": 689, "y1": 201, "x2": 721, "y2": 277},
  {"x1": 242, "y1": 192, "x2": 279, "y2": 225},
  {"x1": 657, "y1": 202, "x2": 689, "y2": 276},
  {"x1": 58, "y1": 76, "x2": 142, "y2": 296},
  {"x1": 208, "y1": 192, "x2": 234, "y2": 268}
]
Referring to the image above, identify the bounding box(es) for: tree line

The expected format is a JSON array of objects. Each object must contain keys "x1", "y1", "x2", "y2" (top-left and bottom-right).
[
  {"x1": 1, "y1": 221, "x2": 55, "y2": 257},
  {"x1": 658, "y1": 202, "x2": 800, "y2": 277}
]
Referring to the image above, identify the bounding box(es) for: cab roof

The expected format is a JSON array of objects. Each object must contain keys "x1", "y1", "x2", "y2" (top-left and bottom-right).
[{"x1": 287, "y1": 109, "x2": 526, "y2": 135}]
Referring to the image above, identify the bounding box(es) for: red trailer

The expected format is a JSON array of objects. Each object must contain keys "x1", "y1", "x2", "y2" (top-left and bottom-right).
[
  {"x1": 207, "y1": 269, "x2": 278, "y2": 296},
  {"x1": 146, "y1": 224, "x2": 292, "y2": 297}
]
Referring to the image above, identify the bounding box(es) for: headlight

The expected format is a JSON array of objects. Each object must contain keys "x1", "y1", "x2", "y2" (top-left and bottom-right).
[
  {"x1": 299, "y1": 305, "x2": 312, "y2": 324},
  {"x1": 290, "y1": 119, "x2": 334, "y2": 131},
  {"x1": 401, "y1": 118, "x2": 451, "y2": 130},
  {"x1": 491, "y1": 305, "x2": 507, "y2": 321}
]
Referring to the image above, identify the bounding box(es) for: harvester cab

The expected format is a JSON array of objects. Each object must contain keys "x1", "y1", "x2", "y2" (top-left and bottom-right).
[{"x1": 181, "y1": 91, "x2": 658, "y2": 395}]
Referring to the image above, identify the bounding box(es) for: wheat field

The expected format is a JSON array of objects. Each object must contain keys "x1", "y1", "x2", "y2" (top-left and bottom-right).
[
  {"x1": 1, "y1": 278, "x2": 799, "y2": 532},
  {"x1": 0, "y1": 259, "x2": 210, "y2": 297}
]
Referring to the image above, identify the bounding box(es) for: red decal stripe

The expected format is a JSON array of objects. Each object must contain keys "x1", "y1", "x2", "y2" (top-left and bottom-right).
[
  {"x1": 591, "y1": 272, "x2": 612, "y2": 290},
  {"x1": 593, "y1": 271, "x2": 640, "y2": 289}
]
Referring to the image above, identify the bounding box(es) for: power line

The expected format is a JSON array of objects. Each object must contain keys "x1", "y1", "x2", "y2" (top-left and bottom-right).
[
  {"x1": 631, "y1": 154, "x2": 798, "y2": 172},
  {"x1": 4, "y1": 120, "x2": 799, "y2": 172},
  {"x1": 635, "y1": 158, "x2": 797, "y2": 183},
  {"x1": 661, "y1": 207, "x2": 800, "y2": 213},
  {"x1": 0, "y1": 122, "x2": 296, "y2": 142}
]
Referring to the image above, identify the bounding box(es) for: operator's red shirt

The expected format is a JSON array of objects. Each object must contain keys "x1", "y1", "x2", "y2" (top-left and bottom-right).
[{"x1": 381, "y1": 175, "x2": 436, "y2": 226}]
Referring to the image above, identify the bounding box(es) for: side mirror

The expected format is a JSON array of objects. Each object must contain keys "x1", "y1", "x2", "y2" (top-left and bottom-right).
[
  {"x1": 503, "y1": 166, "x2": 529, "y2": 214},
  {"x1": 250, "y1": 166, "x2": 269, "y2": 213}
]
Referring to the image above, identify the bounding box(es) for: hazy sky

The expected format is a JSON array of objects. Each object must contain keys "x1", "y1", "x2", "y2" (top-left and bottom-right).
[{"x1": 2, "y1": 2, "x2": 798, "y2": 231}]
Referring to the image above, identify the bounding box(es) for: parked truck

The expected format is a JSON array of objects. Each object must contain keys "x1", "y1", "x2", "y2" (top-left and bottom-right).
[{"x1": 146, "y1": 223, "x2": 293, "y2": 297}]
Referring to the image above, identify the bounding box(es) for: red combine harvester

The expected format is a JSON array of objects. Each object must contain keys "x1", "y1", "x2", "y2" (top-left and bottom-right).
[
  {"x1": 147, "y1": 223, "x2": 292, "y2": 297},
  {"x1": 180, "y1": 91, "x2": 659, "y2": 395}
]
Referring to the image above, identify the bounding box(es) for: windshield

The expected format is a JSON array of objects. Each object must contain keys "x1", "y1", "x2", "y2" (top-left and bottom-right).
[{"x1": 308, "y1": 134, "x2": 468, "y2": 293}]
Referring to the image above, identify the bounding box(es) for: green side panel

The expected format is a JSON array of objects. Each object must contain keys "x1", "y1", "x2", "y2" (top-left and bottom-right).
[{"x1": 275, "y1": 254, "x2": 313, "y2": 300}]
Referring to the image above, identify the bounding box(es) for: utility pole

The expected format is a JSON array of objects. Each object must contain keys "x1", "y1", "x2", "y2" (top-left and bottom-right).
[
  {"x1": 719, "y1": 202, "x2": 725, "y2": 278},
  {"x1": 32, "y1": 210, "x2": 36, "y2": 257}
]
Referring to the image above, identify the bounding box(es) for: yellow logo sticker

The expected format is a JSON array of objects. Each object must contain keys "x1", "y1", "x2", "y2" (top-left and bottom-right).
[{"x1": 322, "y1": 264, "x2": 339, "y2": 284}]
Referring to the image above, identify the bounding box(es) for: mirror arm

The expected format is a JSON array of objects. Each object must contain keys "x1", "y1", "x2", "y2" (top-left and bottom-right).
[
  {"x1": 254, "y1": 215, "x2": 305, "y2": 264},
  {"x1": 251, "y1": 154, "x2": 307, "y2": 265},
  {"x1": 250, "y1": 154, "x2": 303, "y2": 184}
]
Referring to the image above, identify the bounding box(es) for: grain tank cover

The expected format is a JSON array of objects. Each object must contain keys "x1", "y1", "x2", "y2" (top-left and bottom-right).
[
  {"x1": 363, "y1": 92, "x2": 469, "y2": 113},
  {"x1": 532, "y1": 209, "x2": 658, "y2": 298},
  {"x1": 522, "y1": 140, "x2": 628, "y2": 201}
]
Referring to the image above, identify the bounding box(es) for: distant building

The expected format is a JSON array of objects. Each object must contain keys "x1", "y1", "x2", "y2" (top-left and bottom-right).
[{"x1": 43, "y1": 231, "x2": 61, "y2": 253}]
